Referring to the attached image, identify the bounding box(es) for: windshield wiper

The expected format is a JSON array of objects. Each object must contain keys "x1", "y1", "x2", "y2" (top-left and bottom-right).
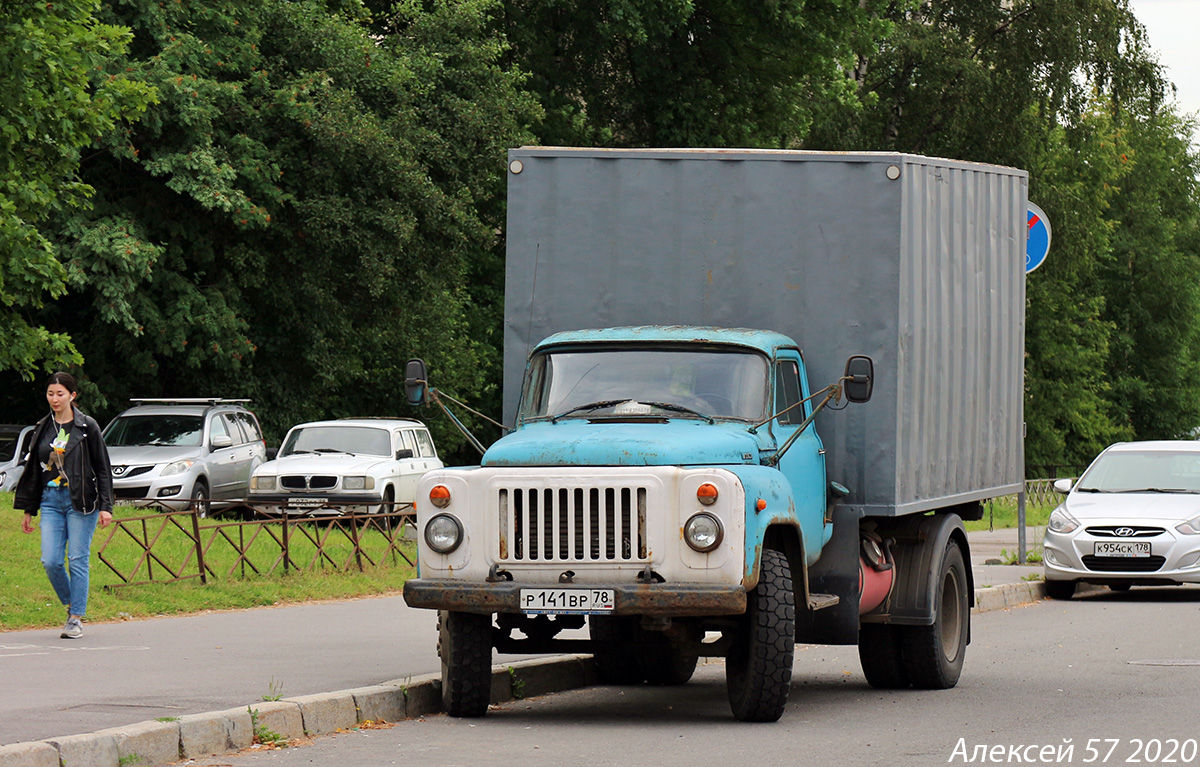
[
  {"x1": 1114, "y1": 487, "x2": 1200, "y2": 494},
  {"x1": 313, "y1": 448, "x2": 356, "y2": 456},
  {"x1": 549, "y1": 399, "x2": 631, "y2": 423},
  {"x1": 639, "y1": 401, "x2": 715, "y2": 424}
]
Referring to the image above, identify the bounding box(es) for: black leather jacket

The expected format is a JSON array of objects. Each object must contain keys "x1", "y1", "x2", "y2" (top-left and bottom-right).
[{"x1": 13, "y1": 408, "x2": 114, "y2": 516}]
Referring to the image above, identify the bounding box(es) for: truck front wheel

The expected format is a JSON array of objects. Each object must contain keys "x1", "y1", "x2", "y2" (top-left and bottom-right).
[
  {"x1": 900, "y1": 541, "x2": 968, "y2": 689},
  {"x1": 726, "y1": 548, "x2": 795, "y2": 722},
  {"x1": 439, "y1": 610, "x2": 493, "y2": 717}
]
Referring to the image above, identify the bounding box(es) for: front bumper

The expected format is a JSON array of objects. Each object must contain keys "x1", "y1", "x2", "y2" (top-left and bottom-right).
[
  {"x1": 248, "y1": 492, "x2": 386, "y2": 514},
  {"x1": 1043, "y1": 527, "x2": 1200, "y2": 585},
  {"x1": 403, "y1": 578, "x2": 747, "y2": 617}
]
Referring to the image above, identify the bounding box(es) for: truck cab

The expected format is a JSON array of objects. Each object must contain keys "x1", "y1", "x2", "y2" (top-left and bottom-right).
[{"x1": 404, "y1": 326, "x2": 873, "y2": 721}]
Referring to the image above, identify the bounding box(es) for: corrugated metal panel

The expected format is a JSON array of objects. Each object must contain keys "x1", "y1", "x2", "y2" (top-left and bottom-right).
[{"x1": 503, "y1": 148, "x2": 1026, "y2": 517}]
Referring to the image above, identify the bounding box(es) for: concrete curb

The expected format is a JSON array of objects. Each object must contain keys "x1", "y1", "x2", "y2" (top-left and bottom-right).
[{"x1": 0, "y1": 583, "x2": 1064, "y2": 767}]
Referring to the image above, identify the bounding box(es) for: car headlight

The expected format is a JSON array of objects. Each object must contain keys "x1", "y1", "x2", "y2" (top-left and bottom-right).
[
  {"x1": 425, "y1": 514, "x2": 463, "y2": 554},
  {"x1": 342, "y1": 476, "x2": 375, "y2": 491},
  {"x1": 684, "y1": 512, "x2": 723, "y2": 552},
  {"x1": 0, "y1": 471, "x2": 6, "y2": 486},
  {"x1": 1048, "y1": 507, "x2": 1080, "y2": 535},
  {"x1": 251, "y1": 475, "x2": 276, "y2": 491},
  {"x1": 161, "y1": 459, "x2": 195, "y2": 477},
  {"x1": 1176, "y1": 514, "x2": 1200, "y2": 535}
]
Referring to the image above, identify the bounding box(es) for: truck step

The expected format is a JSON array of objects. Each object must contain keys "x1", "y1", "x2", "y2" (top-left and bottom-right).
[{"x1": 806, "y1": 593, "x2": 840, "y2": 611}]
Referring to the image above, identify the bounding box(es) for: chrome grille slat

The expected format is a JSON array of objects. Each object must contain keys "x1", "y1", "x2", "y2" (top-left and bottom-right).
[{"x1": 498, "y1": 484, "x2": 647, "y2": 563}]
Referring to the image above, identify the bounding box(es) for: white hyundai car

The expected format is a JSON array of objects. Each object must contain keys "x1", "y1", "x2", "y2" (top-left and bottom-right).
[
  {"x1": 249, "y1": 418, "x2": 442, "y2": 516},
  {"x1": 1043, "y1": 440, "x2": 1200, "y2": 599}
]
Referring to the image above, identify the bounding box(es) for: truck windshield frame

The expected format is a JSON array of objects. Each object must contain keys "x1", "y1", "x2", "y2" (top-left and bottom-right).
[{"x1": 520, "y1": 345, "x2": 771, "y2": 422}]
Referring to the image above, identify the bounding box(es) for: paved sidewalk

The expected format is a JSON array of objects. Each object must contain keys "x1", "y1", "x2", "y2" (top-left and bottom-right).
[{"x1": 0, "y1": 527, "x2": 1056, "y2": 766}]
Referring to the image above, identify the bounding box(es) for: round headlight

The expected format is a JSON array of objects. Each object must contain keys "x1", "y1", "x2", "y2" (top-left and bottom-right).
[
  {"x1": 684, "y1": 512, "x2": 723, "y2": 553},
  {"x1": 425, "y1": 513, "x2": 463, "y2": 554}
]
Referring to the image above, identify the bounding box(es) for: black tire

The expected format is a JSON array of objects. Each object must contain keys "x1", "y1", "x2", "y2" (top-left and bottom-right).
[
  {"x1": 858, "y1": 623, "x2": 911, "y2": 689},
  {"x1": 900, "y1": 542, "x2": 968, "y2": 689},
  {"x1": 376, "y1": 487, "x2": 395, "y2": 515},
  {"x1": 1044, "y1": 579, "x2": 1077, "y2": 600},
  {"x1": 190, "y1": 479, "x2": 210, "y2": 519},
  {"x1": 1108, "y1": 583, "x2": 1131, "y2": 593},
  {"x1": 439, "y1": 610, "x2": 493, "y2": 717},
  {"x1": 726, "y1": 548, "x2": 795, "y2": 722},
  {"x1": 589, "y1": 615, "x2": 646, "y2": 685}
]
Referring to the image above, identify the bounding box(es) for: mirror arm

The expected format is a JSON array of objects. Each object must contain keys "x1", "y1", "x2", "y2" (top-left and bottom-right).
[
  {"x1": 749, "y1": 383, "x2": 837, "y2": 433},
  {"x1": 428, "y1": 388, "x2": 488, "y2": 456},
  {"x1": 765, "y1": 385, "x2": 842, "y2": 467}
]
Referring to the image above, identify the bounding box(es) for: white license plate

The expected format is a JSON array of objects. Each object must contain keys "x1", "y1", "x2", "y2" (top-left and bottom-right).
[
  {"x1": 520, "y1": 588, "x2": 615, "y2": 614},
  {"x1": 287, "y1": 497, "x2": 327, "y2": 508},
  {"x1": 1094, "y1": 541, "x2": 1151, "y2": 557}
]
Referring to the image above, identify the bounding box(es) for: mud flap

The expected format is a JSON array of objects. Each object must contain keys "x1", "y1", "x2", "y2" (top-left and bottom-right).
[{"x1": 794, "y1": 504, "x2": 861, "y2": 645}]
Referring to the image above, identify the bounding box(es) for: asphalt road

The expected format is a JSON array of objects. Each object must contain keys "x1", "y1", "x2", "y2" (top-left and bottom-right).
[{"x1": 184, "y1": 586, "x2": 1200, "y2": 767}]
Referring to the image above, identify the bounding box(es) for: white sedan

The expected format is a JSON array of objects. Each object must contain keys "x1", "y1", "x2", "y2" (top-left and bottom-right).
[
  {"x1": 1043, "y1": 440, "x2": 1200, "y2": 599},
  {"x1": 249, "y1": 418, "x2": 442, "y2": 516}
]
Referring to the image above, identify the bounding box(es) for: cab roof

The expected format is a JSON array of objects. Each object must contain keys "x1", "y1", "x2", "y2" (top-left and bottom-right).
[{"x1": 532, "y1": 326, "x2": 795, "y2": 357}]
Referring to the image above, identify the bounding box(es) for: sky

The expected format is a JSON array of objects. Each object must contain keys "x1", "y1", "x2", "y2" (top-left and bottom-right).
[{"x1": 1127, "y1": 0, "x2": 1200, "y2": 144}]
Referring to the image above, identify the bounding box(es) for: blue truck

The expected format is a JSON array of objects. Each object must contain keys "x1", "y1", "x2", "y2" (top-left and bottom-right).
[{"x1": 403, "y1": 148, "x2": 1027, "y2": 722}]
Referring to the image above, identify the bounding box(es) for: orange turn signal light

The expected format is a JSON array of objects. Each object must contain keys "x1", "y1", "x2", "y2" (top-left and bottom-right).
[
  {"x1": 755, "y1": 498, "x2": 767, "y2": 512},
  {"x1": 429, "y1": 485, "x2": 451, "y2": 508},
  {"x1": 697, "y1": 483, "x2": 719, "y2": 505}
]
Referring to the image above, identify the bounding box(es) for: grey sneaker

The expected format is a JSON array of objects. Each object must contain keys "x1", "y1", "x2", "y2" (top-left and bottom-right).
[{"x1": 61, "y1": 617, "x2": 83, "y2": 639}]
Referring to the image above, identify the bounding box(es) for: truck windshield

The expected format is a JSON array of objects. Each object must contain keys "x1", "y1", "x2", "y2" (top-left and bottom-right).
[{"x1": 523, "y1": 347, "x2": 769, "y2": 421}]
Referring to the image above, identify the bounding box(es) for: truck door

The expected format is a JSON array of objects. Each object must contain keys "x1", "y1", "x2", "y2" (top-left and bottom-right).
[{"x1": 771, "y1": 353, "x2": 828, "y2": 552}]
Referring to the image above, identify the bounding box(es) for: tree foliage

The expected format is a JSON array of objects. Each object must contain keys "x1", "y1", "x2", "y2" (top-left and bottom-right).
[
  {"x1": 0, "y1": 0, "x2": 152, "y2": 379},
  {"x1": 21, "y1": 0, "x2": 537, "y2": 456}
]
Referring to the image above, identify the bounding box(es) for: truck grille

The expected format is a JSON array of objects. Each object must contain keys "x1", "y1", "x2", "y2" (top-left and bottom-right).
[{"x1": 498, "y1": 486, "x2": 648, "y2": 562}]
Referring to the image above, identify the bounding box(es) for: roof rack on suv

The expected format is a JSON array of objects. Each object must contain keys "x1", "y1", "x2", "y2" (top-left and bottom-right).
[{"x1": 128, "y1": 398, "x2": 252, "y2": 406}]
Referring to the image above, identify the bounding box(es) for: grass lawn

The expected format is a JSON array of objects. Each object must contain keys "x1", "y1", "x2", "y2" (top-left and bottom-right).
[
  {"x1": 964, "y1": 494, "x2": 1057, "y2": 532},
  {"x1": 1, "y1": 492, "x2": 414, "y2": 632}
]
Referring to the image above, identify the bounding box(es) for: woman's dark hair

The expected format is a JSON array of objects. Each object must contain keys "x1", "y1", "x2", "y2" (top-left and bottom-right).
[{"x1": 46, "y1": 371, "x2": 78, "y2": 394}]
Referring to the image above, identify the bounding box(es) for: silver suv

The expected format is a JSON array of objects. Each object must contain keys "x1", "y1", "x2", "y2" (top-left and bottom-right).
[{"x1": 103, "y1": 399, "x2": 267, "y2": 513}]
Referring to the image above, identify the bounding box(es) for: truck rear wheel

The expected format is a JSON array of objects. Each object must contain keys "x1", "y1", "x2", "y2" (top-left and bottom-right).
[
  {"x1": 439, "y1": 610, "x2": 493, "y2": 717},
  {"x1": 900, "y1": 541, "x2": 968, "y2": 689},
  {"x1": 589, "y1": 615, "x2": 646, "y2": 685},
  {"x1": 726, "y1": 548, "x2": 795, "y2": 722},
  {"x1": 641, "y1": 622, "x2": 701, "y2": 686},
  {"x1": 857, "y1": 624, "x2": 910, "y2": 689}
]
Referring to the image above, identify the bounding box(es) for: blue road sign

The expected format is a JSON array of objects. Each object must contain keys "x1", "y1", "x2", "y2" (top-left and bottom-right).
[{"x1": 1027, "y1": 202, "x2": 1051, "y2": 274}]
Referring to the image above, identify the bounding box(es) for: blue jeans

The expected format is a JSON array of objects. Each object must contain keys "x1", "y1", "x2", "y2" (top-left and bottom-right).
[{"x1": 39, "y1": 485, "x2": 100, "y2": 618}]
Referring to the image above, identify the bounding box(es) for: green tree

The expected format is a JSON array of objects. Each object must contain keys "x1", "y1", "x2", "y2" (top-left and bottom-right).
[
  {"x1": 0, "y1": 0, "x2": 152, "y2": 379},
  {"x1": 38, "y1": 0, "x2": 536, "y2": 454},
  {"x1": 501, "y1": 0, "x2": 891, "y2": 147},
  {"x1": 1100, "y1": 105, "x2": 1200, "y2": 441}
]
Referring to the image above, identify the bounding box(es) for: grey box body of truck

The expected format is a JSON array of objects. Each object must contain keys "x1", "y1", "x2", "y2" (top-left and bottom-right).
[{"x1": 503, "y1": 147, "x2": 1027, "y2": 517}]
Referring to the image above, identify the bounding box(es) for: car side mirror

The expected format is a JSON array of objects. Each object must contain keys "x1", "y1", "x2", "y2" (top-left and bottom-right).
[
  {"x1": 405, "y1": 359, "x2": 429, "y2": 407},
  {"x1": 1053, "y1": 478, "x2": 1074, "y2": 494},
  {"x1": 843, "y1": 355, "x2": 874, "y2": 404},
  {"x1": 211, "y1": 435, "x2": 234, "y2": 449},
  {"x1": 395, "y1": 448, "x2": 414, "y2": 459}
]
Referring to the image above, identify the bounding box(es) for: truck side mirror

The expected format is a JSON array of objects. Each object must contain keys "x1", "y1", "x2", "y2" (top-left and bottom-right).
[
  {"x1": 405, "y1": 359, "x2": 429, "y2": 407},
  {"x1": 395, "y1": 448, "x2": 414, "y2": 459},
  {"x1": 843, "y1": 355, "x2": 874, "y2": 403}
]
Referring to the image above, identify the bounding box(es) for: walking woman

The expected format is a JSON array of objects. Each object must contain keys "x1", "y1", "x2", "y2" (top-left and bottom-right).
[{"x1": 14, "y1": 372, "x2": 114, "y2": 639}]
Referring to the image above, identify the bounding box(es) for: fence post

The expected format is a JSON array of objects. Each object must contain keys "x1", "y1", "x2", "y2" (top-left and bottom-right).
[
  {"x1": 192, "y1": 509, "x2": 208, "y2": 584},
  {"x1": 282, "y1": 515, "x2": 290, "y2": 574},
  {"x1": 1018, "y1": 486, "x2": 1027, "y2": 565}
]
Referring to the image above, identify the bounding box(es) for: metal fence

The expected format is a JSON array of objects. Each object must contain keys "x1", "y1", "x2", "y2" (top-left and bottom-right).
[{"x1": 96, "y1": 502, "x2": 416, "y2": 588}]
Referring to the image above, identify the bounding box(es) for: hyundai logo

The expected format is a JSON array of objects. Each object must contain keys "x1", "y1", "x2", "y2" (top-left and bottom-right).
[{"x1": 1114, "y1": 527, "x2": 1136, "y2": 537}]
